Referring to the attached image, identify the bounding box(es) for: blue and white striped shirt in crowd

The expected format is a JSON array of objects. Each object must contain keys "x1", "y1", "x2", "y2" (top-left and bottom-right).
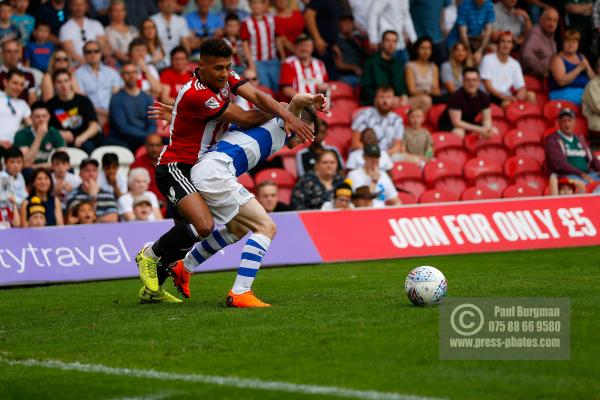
[{"x1": 207, "y1": 118, "x2": 287, "y2": 177}]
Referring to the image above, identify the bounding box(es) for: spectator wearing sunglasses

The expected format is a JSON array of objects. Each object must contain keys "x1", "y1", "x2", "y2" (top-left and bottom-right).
[
  {"x1": 75, "y1": 40, "x2": 123, "y2": 128},
  {"x1": 151, "y1": 0, "x2": 192, "y2": 57},
  {"x1": 59, "y1": 0, "x2": 111, "y2": 65},
  {"x1": 0, "y1": 69, "x2": 32, "y2": 149},
  {"x1": 35, "y1": 0, "x2": 70, "y2": 44}
]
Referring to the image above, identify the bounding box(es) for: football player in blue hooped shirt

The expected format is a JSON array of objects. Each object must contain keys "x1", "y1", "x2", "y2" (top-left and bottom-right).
[{"x1": 151, "y1": 93, "x2": 326, "y2": 307}]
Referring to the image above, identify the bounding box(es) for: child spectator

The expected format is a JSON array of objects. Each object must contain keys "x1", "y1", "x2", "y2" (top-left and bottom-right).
[
  {"x1": 320, "y1": 181, "x2": 354, "y2": 210},
  {"x1": 118, "y1": 168, "x2": 162, "y2": 221},
  {"x1": 50, "y1": 150, "x2": 81, "y2": 210},
  {"x1": 10, "y1": 0, "x2": 34, "y2": 47},
  {"x1": 0, "y1": 147, "x2": 27, "y2": 206},
  {"x1": 223, "y1": 13, "x2": 245, "y2": 74},
  {"x1": 24, "y1": 22, "x2": 55, "y2": 72},
  {"x1": 0, "y1": 176, "x2": 21, "y2": 228},
  {"x1": 98, "y1": 152, "x2": 127, "y2": 198},
  {"x1": 346, "y1": 128, "x2": 394, "y2": 173},
  {"x1": 403, "y1": 108, "x2": 433, "y2": 165},
  {"x1": 0, "y1": 2, "x2": 21, "y2": 45},
  {"x1": 25, "y1": 196, "x2": 46, "y2": 227},
  {"x1": 69, "y1": 200, "x2": 96, "y2": 224},
  {"x1": 132, "y1": 195, "x2": 153, "y2": 221},
  {"x1": 241, "y1": 0, "x2": 284, "y2": 92}
]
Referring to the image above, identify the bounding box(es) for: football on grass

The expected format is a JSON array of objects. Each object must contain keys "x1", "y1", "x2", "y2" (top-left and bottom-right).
[{"x1": 405, "y1": 266, "x2": 447, "y2": 306}]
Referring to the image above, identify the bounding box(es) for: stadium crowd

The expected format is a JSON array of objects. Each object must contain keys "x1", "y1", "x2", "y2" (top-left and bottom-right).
[{"x1": 1, "y1": 0, "x2": 600, "y2": 229}]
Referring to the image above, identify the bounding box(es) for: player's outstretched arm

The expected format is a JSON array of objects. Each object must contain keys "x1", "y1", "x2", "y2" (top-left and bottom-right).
[
  {"x1": 236, "y1": 83, "x2": 316, "y2": 143},
  {"x1": 288, "y1": 93, "x2": 328, "y2": 116}
]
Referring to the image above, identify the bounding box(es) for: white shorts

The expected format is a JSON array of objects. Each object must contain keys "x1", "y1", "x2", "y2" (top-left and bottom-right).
[{"x1": 190, "y1": 154, "x2": 254, "y2": 225}]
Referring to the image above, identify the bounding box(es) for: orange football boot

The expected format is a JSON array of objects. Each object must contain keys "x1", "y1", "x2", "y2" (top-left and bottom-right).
[
  {"x1": 226, "y1": 290, "x2": 271, "y2": 308},
  {"x1": 171, "y1": 260, "x2": 191, "y2": 298}
]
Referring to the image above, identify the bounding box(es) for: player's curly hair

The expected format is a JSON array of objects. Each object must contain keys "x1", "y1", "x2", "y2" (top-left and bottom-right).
[
  {"x1": 300, "y1": 106, "x2": 317, "y2": 127},
  {"x1": 200, "y1": 38, "x2": 233, "y2": 59}
]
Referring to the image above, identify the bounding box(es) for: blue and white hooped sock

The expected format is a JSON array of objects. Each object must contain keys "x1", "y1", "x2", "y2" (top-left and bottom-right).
[
  {"x1": 231, "y1": 234, "x2": 271, "y2": 295},
  {"x1": 183, "y1": 227, "x2": 239, "y2": 272}
]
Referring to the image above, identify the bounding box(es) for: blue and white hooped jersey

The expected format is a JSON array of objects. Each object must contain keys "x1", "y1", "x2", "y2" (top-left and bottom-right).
[{"x1": 206, "y1": 118, "x2": 287, "y2": 176}]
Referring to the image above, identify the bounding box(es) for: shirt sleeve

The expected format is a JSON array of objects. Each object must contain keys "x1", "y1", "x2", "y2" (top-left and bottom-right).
[
  {"x1": 227, "y1": 70, "x2": 247, "y2": 94},
  {"x1": 382, "y1": 174, "x2": 398, "y2": 200},
  {"x1": 51, "y1": 128, "x2": 66, "y2": 148},
  {"x1": 351, "y1": 109, "x2": 367, "y2": 132},
  {"x1": 278, "y1": 61, "x2": 295, "y2": 87},
  {"x1": 456, "y1": 2, "x2": 467, "y2": 27},
  {"x1": 177, "y1": 16, "x2": 191, "y2": 37},
  {"x1": 12, "y1": 129, "x2": 28, "y2": 148},
  {"x1": 440, "y1": 62, "x2": 453, "y2": 84},
  {"x1": 80, "y1": 95, "x2": 98, "y2": 122},
  {"x1": 479, "y1": 55, "x2": 493, "y2": 81},
  {"x1": 512, "y1": 60, "x2": 525, "y2": 90},
  {"x1": 485, "y1": 2, "x2": 496, "y2": 24}
]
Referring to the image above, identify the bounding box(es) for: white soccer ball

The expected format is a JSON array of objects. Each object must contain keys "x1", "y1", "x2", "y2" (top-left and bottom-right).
[{"x1": 405, "y1": 266, "x2": 447, "y2": 306}]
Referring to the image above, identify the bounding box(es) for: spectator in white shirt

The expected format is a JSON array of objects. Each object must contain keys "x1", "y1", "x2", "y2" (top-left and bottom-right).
[
  {"x1": 347, "y1": 144, "x2": 399, "y2": 208},
  {"x1": 0, "y1": 69, "x2": 31, "y2": 149},
  {"x1": 346, "y1": 128, "x2": 394, "y2": 173},
  {"x1": 151, "y1": 0, "x2": 192, "y2": 57},
  {"x1": 480, "y1": 31, "x2": 536, "y2": 108},
  {"x1": 351, "y1": 86, "x2": 405, "y2": 160},
  {"x1": 118, "y1": 167, "x2": 162, "y2": 221},
  {"x1": 74, "y1": 40, "x2": 123, "y2": 127},
  {"x1": 59, "y1": 0, "x2": 111, "y2": 65}
]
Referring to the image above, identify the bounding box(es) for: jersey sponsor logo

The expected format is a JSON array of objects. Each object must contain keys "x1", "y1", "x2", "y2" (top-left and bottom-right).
[
  {"x1": 220, "y1": 87, "x2": 230, "y2": 98},
  {"x1": 205, "y1": 97, "x2": 220, "y2": 110},
  {"x1": 239, "y1": 186, "x2": 250, "y2": 197}
]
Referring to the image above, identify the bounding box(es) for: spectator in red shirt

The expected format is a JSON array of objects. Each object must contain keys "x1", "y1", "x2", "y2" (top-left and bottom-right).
[
  {"x1": 279, "y1": 34, "x2": 329, "y2": 101},
  {"x1": 159, "y1": 45, "x2": 193, "y2": 104},
  {"x1": 129, "y1": 133, "x2": 166, "y2": 206},
  {"x1": 240, "y1": 0, "x2": 284, "y2": 92},
  {"x1": 273, "y1": 0, "x2": 305, "y2": 56}
]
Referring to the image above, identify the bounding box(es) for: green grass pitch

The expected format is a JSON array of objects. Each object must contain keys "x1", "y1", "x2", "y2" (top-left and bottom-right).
[{"x1": 0, "y1": 246, "x2": 599, "y2": 400}]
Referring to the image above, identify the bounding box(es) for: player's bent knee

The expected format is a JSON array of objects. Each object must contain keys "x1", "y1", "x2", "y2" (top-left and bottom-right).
[{"x1": 192, "y1": 218, "x2": 215, "y2": 238}]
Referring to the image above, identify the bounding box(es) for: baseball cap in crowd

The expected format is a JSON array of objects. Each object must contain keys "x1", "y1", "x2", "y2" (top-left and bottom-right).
[
  {"x1": 363, "y1": 144, "x2": 381, "y2": 158},
  {"x1": 80, "y1": 158, "x2": 99, "y2": 169},
  {"x1": 295, "y1": 33, "x2": 313, "y2": 44},
  {"x1": 133, "y1": 195, "x2": 152, "y2": 207},
  {"x1": 558, "y1": 108, "x2": 576, "y2": 119}
]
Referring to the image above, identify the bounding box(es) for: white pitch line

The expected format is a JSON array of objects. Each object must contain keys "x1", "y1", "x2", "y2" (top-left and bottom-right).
[{"x1": 0, "y1": 357, "x2": 447, "y2": 400}]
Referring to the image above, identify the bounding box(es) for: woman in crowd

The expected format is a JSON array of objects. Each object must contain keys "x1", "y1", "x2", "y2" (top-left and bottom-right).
[
  {"x1": 118, "y1": 168, "x2": 163, "y2": 221},
  {"x1": 291, "y1": 150, "x2": 345, "y2": 210},
  {"x1": 549, "y1": 30, "x2": 595, "y2": 106},
  {"x1": 105, "y1": 0, "x2": 138, "y2": 64},
  {"x1": 139, "y1": 18, "x2": 168, "y2": 70},
  {"x1": 273, "y1": 0, "x2": 305, "y2": 56},
  {"x1": 41, "y1": 48, "x2": 81, "y2": 102},
  {"x1": 20, "y1": 168, "x2": 63, "y2": 227},
  {"x1": 441, "y1": 42, "x2": 472, "y2": 94},
  {"x1": 405, "y1": 37, "x2": 442, "y2": 112}
]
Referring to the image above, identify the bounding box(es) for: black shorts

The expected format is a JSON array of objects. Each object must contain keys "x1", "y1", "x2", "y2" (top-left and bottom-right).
[{"x1": 155, "y1": 162, "x2": 198, "y2": 219}]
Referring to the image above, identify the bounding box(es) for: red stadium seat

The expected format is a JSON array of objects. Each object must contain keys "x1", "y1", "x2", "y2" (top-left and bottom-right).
[
  {"x1": 254, "y1": 168, "x2": 296, "y2": 204},
  {"x1": 515, "y1": 116, "x2": 548, "y2": 137},
  {"x1": 504, "y1": 129, "x2": 545, "y2": 164},
  {"x1": 465, "y1": 133, "x2": 509, "y2": 164},
  {"x1": 428, "y1": 104, "x2": 447, "y2": 129},
  {"x1": 463, "y1": 157, "x2": 507, "y2": 193},
  {"x1": 492, "y1": 118, "x2": 510, "y2": 136},
  {"x1": 320, "y1": 109, "x2": 351, "y2": 127},
  {"x1": 423, "y1": 159, "x2": 466, "y2": 196},
  {"x1": 515, "y1": 174, "x2": 548, "y2": 192},
  {"x1": 392, "y1": 162, "x2": 426, "y2": 199},
  {"x1": 419, "y1": 188, "x2": 460, "y2": 203},
  {"x1": 329, "y1": 81, "x2": 355, "y2": 100},
  {"x1": 505, "y1": 102, "x2": 542, "y2": 124},
  {"x1": 238, "y1": 173, "x2": 255, "y2": 194},
  {"x1": 504, "y1": 155, "x2": 542, "y2": 178},
  {"x1": 393, "y1": 104, "x2": 411, "y2": 122},
  {"x1": 502, "y1": 184, "x2": 543, "y2": 198},
  {"x1": 431, "y1": 132, "x2": 469, "y2": 165},
  {"x1": 543, "y1": 100, "x2": 580, "y2": 121},
  {"x1": 331, "y1": 98, "x2": 360, "y2": 115},
  {"x1": 524, "y1": 75, "x2": 544, "y2": 92},
  {"x1": 461, "y1": 186, "x2": 501, "y2": 201},
  {"x1": 324, "y1": 127, "x2": 352, "y2": 158},
  {"x1": 397, "y1": 191, "x2": 417, "y2": 205},
  {"x1": 490, "y1": 103, "x2": 505, "y2": 119}
]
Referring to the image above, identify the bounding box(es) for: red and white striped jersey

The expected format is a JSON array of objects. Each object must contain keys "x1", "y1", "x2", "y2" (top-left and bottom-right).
[
  {"x1": 279, "y1": 56, "x2": 329, "y2": 95},
  {"x1": 158, "y1": 70, "x2": 247, "y2": 165},
  {"x1": 240, "y1": 15, "x2": 279, "y2": 61}
]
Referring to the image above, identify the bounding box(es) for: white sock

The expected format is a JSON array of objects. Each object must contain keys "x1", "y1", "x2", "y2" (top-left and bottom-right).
[
  {"x1": 231, "y1": 234, "x2": 271, "y2": 295},
  {"x1": 183, "y1": 227, "x2": 239, "y2": 272}
]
